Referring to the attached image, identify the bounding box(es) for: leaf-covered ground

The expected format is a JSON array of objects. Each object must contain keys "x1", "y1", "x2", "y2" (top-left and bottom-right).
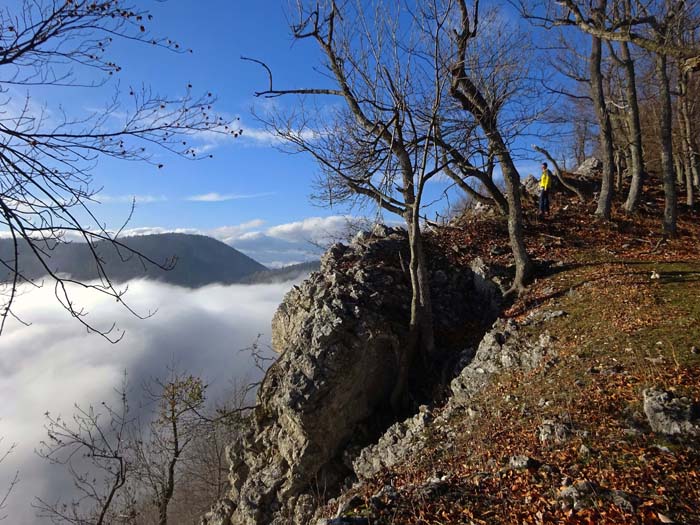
[{"x1": 341, "y1": 186, "x2": 700, "y2": 524}]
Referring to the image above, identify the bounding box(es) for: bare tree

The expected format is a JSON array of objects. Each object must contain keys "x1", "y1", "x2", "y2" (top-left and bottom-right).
[
  {"x1": 0, "y1": 0, "x2": 238, "y2": 338},
  {"x1": 35, "y1": 367, "x2": 250, "y2": 525},
  {"x1": 245, "y1": 0, "x2": 457, "y2": 410},
  {"x1": 438, "y1": 3, "x2": 549, "y2": 223},
  {"x1": 0, "y1": 437, "x2": 18, "y2": 521},
  {"x1": 35, "y1": 380, "x2": 132, "y2": 525},
  {"x1": 167, "y1": 380, "x2": 251, "y2": 524},
  {"x1": 676, "y1": 35, "x2": 700, "y2": 207},
  {"x1": 446, "y1": 0, "x2": 534, "y2": 292},
  {"x1": 588, "y1": 0, "x2": 616, "y2": 219},
  {"x1": 606, "y1": 32, "x2": 646, "y2": 212},
  {"x1": 130, "y1": 370, "x2": 207, "y2": 525}
]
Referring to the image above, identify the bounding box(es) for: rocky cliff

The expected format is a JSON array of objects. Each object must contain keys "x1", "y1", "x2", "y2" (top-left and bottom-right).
[{"x1": 202, "y1": 226, "x2": 501, "y2": 525}]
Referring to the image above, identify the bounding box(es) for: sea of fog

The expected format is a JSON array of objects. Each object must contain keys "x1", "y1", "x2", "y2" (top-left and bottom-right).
[{"x1": 0, "y1": 278, "x2": 299, "y2": 524}]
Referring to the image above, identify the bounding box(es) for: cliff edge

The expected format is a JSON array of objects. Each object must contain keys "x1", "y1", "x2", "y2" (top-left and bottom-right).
[{"x1": 205, "y1": 225, "x2": 499, "y2": 525}]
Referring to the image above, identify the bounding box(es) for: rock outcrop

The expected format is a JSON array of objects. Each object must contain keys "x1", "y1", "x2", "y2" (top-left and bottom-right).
[
  {"x1": 352, "y1": 318, "x2": 555, "y2": 482},
  {"x1": 573, "y1": 157, "x2": 602, "y2": 179},
  {"x1": 643, "y1": 388, "x2": 700, "y2": 436},
  {"x1": 522, "y1": 174, "x2": 541, "y2": 198},
  {"x1": 223, "y1": 226, "x2": 498, "y2": 525}
]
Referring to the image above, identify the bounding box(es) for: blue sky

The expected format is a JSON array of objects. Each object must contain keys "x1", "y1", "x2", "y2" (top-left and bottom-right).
[
  {"x1": 84, "y1": 1, "x2": 339, "y2": 228},
  {"x1": 3, "y1": 0, "x2": 551, "y2": 266}
]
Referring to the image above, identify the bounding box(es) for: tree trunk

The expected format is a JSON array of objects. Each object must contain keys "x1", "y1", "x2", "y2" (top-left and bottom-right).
[
  {"x1": 447, "y1": 7, "x2": 532, "y2": 293},
  {"x1": 590, "y1": 20, "x2": 615, "y2": 219},
  {"x1": 390, "y1": 189, "x2": 434, "y2": 413},
  {"x1": 619, "y1": 41, "x2": 645, "y2": 213},
  {"x1": 679, "y1": 71, "x2": 696, "y2": 207},
  {"x1": 685, "y1": 159, "x2": 695, "y2": 208},
  {"x1": 479, "y1": 124, "x2": 532, "y2": 292},
  {"x1": 614, "y1": 148, "x2": 624, "y2": 191},
  {"x1": 501, "y1": 157, "x2": 533, "y2": 293},
  {"x1": 468, "y1": 103, "x2": 533, "y2": 292},
  {"x1": 656, "y1": 53, "x2": 677, "y2": 236},
  {"x1": 480, "y1": 176, "x2": 510, "y2": 215},
  {"x1": 158, "y1": 408, "x2": 180, "y2": 525}
]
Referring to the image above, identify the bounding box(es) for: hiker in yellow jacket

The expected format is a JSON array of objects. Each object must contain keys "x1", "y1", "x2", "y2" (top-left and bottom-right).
[{"x1": 539, "y1": 162, "x2": 552, "y2": 218}]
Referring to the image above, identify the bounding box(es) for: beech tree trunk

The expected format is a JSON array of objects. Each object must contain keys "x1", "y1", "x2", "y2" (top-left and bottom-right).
[
  {"x1": 448, "y1": 0, "x2": 532, "y2": 294},
  {"x1": 480, "y1": 123, "x2": 533, "y2": 293},
  {"x1": 498, "y1": 151, "x2": 533, "y2": 293},
  {"x1": 679, "y1": 71, "x2": 696, "y2": 207},
  {"x1": 158, "y1": 406, "x2": 180, "y2": 525},
  {"x1": 590, "y1": 17, "x2": 615, "y2": 219},
  {"x1": 614, "y1": 148, "x2": 624, "y2": 191},
  {"x1": 619, "y1": 40, "x2": 645, "y2": 213},
  {"x1": 656, "y1": 53, "x2": 677, "y2": 236}
]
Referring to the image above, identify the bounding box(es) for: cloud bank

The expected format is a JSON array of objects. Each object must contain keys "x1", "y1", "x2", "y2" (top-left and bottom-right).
[
  {"x1": 0, "y1": 278, "x2": 298, "y2": 524},
  {"x1": 118, "y1": 215, "x2": 367, "y2": 267},
  {"x1": 0, "y1": 215, "x2": 373, "y2": 267}
]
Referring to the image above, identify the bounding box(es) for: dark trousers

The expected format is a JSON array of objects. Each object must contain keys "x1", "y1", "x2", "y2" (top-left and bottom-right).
[{"x1": 539, "y1": 189, "x2": 550, "y2": 215}]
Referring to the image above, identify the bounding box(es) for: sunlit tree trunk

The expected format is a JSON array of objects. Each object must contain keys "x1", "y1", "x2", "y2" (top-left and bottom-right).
[
  {"x1": 590, "y1": 16, "x2": 615, "y2": 219},
  {"x1": 656, "y1": 53, "x2": 677, "y2": 235},
  {"x1": 619, "y1": 40, "x2": 645, "y2": 213}
]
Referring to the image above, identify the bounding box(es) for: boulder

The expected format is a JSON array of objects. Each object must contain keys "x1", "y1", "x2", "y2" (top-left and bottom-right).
[
  {"x1": 574, "y1": 157, "x2": 602, "y2": 179},
  {"x1": 643, "y1": 388, "x2": 700, "y2": 436},
  {"x1": 522, "y1": 174, "x2": 541, "y2": 198}
]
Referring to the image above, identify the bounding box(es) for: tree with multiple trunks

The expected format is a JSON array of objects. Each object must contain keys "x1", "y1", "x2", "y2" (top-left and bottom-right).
[{"x1": 245, "y1": 0, "x2": 538, "y2": 410}]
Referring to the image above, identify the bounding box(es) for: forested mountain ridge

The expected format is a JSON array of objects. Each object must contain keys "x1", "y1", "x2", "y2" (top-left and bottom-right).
[{"x1": 0, "y1": 233, "x2": 269, "y2": 288}]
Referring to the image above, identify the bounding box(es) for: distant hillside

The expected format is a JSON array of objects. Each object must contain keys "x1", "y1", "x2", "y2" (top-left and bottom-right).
[
  {"x1": 239, "y1": 260, "x2": 321, "y2": 284},
  {"x1": 0, "y1": 233, "x2": 268, "y2": 288}
]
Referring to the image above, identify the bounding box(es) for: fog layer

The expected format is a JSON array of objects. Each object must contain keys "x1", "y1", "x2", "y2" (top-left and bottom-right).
[{"x1": 0, "y1": 279, "x2": 296, "y2": 524}]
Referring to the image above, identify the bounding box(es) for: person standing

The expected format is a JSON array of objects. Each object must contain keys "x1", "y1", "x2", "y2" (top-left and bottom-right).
[{"x1": 539, "y1": 162, "x2": 552, "y2": 218}]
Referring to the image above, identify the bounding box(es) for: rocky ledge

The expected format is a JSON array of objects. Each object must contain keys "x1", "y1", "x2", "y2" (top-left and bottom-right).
[{"x1": 209, "y1": 226, "x2": 500, "y2": 525}]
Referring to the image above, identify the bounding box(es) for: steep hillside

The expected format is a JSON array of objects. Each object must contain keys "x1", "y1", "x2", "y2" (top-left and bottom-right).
[
  {"x1": 0, "y1": 233, "x2": 267, "y2": 287},
  {"x1": 201, "y1": 173, "x2": 699, "y2": 525},
  {"x1": 328, "y1": 257, "x2": 700, "y2": 525},
  {"x1": 311, "y1": 182, "x2": 700, "y2": 524}
]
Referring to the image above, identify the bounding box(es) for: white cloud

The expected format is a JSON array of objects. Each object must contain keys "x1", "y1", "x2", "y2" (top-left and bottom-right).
[
  {"x1": 186, "y1": 192, "x2": 275, "y2": 202},
  {"x1": 0, "y1": 278, "x2": 299, "y2": 524},
  {"x1": 97, "y1": 194, "x2": 168, "y2": 204},
  {"x1": 117, "y1": 216, "x2": 357, "y2": 266},
  {"x1": 118, "y1": 226, "x2": 202, "y2": 237},
  {"x1": 238, "y1": 127, "x2": 319, "y2": 146},
  {"x1": 265, "y1": 216, "x2": 354, "y2": 243}
]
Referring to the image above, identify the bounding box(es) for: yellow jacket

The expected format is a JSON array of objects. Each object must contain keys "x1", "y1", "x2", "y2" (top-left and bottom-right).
[{"x1": 540, "y1": 169, "x2": 552, "y2": 191}]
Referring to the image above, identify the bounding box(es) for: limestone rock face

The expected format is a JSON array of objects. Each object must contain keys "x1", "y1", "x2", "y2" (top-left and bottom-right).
[
  {"x1": 199, "y1": 499, "x2": 235, "y2": 525},
  {"x1": 352, "y1": 318, "x2": 554, "y2": 482},
  {"x1": 226, "y1": 226, "x2": 492, "y2": 525},
  {"x1": 449, "y1": 319, "x2": 553, "y2": 408}
]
